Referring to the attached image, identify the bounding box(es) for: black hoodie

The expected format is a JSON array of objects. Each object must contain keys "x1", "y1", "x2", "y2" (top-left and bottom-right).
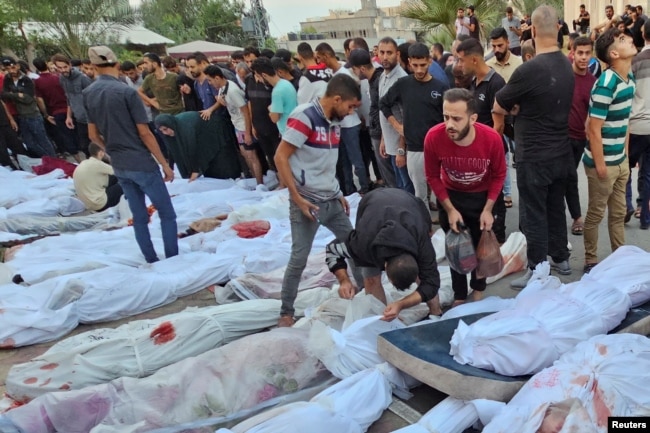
[{"x1": 326, "y1": 188, "x2": 440, "y2": 302}]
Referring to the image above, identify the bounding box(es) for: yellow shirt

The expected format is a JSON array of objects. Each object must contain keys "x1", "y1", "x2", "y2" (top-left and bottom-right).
[
  {"x1": 73, "y1": 157, "x2": 114, "y2": 211},
  {"x1": 486, "y1": 53, "x2": 523, "y2": 83}
]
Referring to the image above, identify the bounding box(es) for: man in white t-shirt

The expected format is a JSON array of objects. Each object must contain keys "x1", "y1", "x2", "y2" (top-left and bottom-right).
[
  {"x1": 455, "y1": 7, "x2": 471, "y2": 37},
  {"x1": 73, "y1": 142, "x2": 123, "y2": 211},
  {"x1": 205, "y1": 65, "x2": 263, "y2": 185}
]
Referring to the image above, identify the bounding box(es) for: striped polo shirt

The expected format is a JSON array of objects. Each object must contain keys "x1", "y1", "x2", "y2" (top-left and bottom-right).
[
  {"x1": 583, "y1": 69, "x2": 635, "y2": 167},
  {"x1": 283, "y1": 100, "x2": 343, "y2": 202}
]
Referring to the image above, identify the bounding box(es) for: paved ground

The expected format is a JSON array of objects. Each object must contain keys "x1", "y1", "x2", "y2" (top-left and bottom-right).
[{"x1": 1, "y1": 164, "x2": 648, "y2": 431}]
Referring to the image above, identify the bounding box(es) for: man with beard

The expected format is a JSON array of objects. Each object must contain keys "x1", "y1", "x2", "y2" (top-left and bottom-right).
[
  {"x1": 81, "y1": 59, "x2": 96, "y2": 80},
  {"x1": 591, "y1": 5, "x2": 621, "y2": 41},
  {"x1": 1, "y1": 56, "x2": 56, "y2": 157},
  {"x1": 138, "y1": 53, "x2": 183, "y2": 115},
  {"x1": 380, "y1": 42, "x2": 449, "y2": 207},
  {"x1": 185, "y1": 52, "x2": 221, "y2": 120},
  {"x1": 274, "y1": 74, "x2": 362, "y2": 327},
  {"x1": 486, "y1": 27, "x2": 523, "y2": 83},
  {"x1": 455, "y1": 38, "x2": 508, "y2": 244},
  {"x1": 566, "y1": 36, "x2": 596, "y2": 237},
  {"x1": 53, "y1": 53, "x2": 93, "y2": 156},
  {"x1": 494, "y1": 5, "x2": 575, "y2": 287},
  {"x1": 424, "y1": 88, "x2": 506, "y2": 304},
  {"x1": 378, "y1": 37, "x2": 412, "y2": 193}
]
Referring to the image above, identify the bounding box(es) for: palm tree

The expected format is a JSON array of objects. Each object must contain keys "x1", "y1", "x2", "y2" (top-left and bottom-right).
[{"x1": 401, "y1": 0, "x2": 507, "y2": 42}]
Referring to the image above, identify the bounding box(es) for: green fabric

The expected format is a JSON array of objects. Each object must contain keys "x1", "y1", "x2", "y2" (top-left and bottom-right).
[
  {"x1": 155, "y1": 112, "x2": 241, "y2": 180},
  {"x1": 141, "y1": 73, "x2": 184, "y2": 115}
]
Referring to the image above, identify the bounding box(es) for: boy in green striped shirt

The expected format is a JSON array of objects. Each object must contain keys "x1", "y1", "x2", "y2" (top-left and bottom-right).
[{"x1": 583, "y1": 28, "x2": 637, "y2": 273}]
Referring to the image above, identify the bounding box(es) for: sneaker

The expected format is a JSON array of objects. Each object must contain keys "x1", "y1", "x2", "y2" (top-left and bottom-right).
[
  {"x1": 583, "y1": 262, "x2": 598, "y2": 274},
  {"x1": 550, "y1": 259, "x2": 572, "y2": 275},
  {"x1": 625, "y1": 208, "x2": 635, "y2": 223},
  {"x1": 510, "y1": 268, "x2": 533, "y2": 290},
  {"x1": 277, "y1": 315, "x2": 295, "y2": 328}
]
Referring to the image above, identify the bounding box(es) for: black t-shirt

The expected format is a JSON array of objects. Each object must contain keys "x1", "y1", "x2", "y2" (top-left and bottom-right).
[
  {"x1": 469, "y1": 15, "x2": 480, "y2": 39},
  {"x1": 470, "y1": 68, "x2": 506, "y2": 127},
  {"x1": 632, "y1": 18, "x2": 646, "y2": 49},
  {"x1": 380, "y1": 75, "x2": 449, "y2": 152},
  {"x1": 495, "y1": 51, "x2": 574, "y2": 163},
  {"x1": 244, "y1": 74, "x2": 278, "y2": 135}
]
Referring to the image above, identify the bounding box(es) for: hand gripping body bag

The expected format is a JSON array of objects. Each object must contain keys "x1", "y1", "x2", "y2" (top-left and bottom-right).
[{"x1": 445, "y1": 223, "x2": 477, "y2": 274}]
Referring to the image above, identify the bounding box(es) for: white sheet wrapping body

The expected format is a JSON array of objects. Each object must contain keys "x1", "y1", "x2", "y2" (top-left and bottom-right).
[
  {"x1": 0, "y1": 252, "x2": 233, "y2": 347},
  {"x1": 220, "y1": 366, "x2": 394, "y2": 433},
  {"x1": 449, "y1": 246, "x2": 650, "y2": 376},
  {"x1": 1, "y1": 328, "x2": 330, "y2": 433},
  {"x1": 5, "y1": 299, "x2": 283, "y2": 402},
  {"x1": 482, "y1": 334, "x2": 650, "y2": 433}
]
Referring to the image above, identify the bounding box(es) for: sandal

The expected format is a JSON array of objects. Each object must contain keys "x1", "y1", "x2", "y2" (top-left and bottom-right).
[
  {"x1": 635, "y1": 206, "x2": 641, "y2": 218},
  {"x1": 583, "y1": 262, "x2": 598, "y2": 274},
  {"x1": 571, "y1": 221, "x2": 584, "y2": 236},
  {"x1": 504, "y1": 197, "x2": 513, "y2": 208}
]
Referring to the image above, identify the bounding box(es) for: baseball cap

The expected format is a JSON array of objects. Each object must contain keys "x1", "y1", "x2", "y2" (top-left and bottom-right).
[
  {"x1": 1, "y1": 56, "x2": 17, "y2": 67},
  {"x1": 348, "y1": 49, "x2": 371, "y2": 67},
  {"x1": 88, "y1": 46, "x2": 118, "y2": 66}
]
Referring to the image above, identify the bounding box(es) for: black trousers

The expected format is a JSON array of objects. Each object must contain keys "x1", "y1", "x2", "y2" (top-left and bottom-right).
[
  {"x1": 565, "y1": 138, "x2": 587, "y2": 220},
  {"x1": 0, "y1": 125, "x2": 25, "y2": 168},
  {"x1": 438, "y1": 189, "x2": 490, "y2": 301},
  {"x1": 97, "y1": 175, "x2": 123, "y2": 211},
  {"x1": 517, "y1": 156, "x2": 572, "y2": 268}
]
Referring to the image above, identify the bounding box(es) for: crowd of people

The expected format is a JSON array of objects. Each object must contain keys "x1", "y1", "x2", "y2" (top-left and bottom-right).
[{"x1": 0, "y1": 3, "x2": 648, "y2": 327}]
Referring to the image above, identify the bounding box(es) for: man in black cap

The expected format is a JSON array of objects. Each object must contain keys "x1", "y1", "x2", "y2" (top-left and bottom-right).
[
  {"x1": 83, "y1": 46, "x2": 178, "y2": 264},
  {"x1": 1, "y1": 56, "x2": 56, "y2": 157},
  {"x1": 325, "y1": 187, "x2": 442, "y2": 320}
]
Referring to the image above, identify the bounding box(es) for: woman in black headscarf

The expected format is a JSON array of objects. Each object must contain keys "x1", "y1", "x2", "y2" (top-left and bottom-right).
[{"x1": 155, "y1": 111, "x2": 241, "y2": 181}]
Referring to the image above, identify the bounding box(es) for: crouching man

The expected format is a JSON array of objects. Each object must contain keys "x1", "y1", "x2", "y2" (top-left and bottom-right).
[{"x1": 325, "y1": 187, "x2": 442, "y2": 321}]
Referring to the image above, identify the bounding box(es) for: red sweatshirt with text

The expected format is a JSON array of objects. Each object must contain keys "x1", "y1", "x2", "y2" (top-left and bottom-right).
[{"x1": 424, "y1": 122, "x2": 506, "y2": 202}]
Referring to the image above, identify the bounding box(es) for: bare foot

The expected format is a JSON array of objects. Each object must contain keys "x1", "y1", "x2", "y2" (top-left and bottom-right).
[
  {"x1": 452, "y1": 299, "x2": 466, "y2": 308},
  {"x1": 277, "y1": 315, "x2": 295, "y2": 327},
  {"x1": 470, "y1": 291, "x2": 483, "y2": 302}
]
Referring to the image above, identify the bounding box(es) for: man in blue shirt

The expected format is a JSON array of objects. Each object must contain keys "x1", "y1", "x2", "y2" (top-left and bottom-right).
[
  {"x1": 83, "y1": 46, "x2": 178, "y2": 264},
  {"x1": 250, "y1": 57, "x2": 297, "y2": 136}
]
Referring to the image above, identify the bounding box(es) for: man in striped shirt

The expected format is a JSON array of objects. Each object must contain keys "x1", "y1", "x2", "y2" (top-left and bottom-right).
[
  {"x1": 583, "y1": 28, "x2": 637, "y2": 273},
  {"x1": 274, "y1": 74, "x2": 362, "y2": 327}
]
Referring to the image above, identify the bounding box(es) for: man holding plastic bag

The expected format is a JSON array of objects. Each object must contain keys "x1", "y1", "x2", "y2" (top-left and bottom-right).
[
  {"x1": 325, "y1": 188, "x2": 442, "y2": 320},
  {"x1": 424, "y1": 88, "x2": 506, "y2": 305}
]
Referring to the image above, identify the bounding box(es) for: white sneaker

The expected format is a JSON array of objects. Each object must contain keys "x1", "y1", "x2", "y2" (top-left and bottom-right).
[{"x1": 510, "y1": 269, "x2": 533, "y2": 290}]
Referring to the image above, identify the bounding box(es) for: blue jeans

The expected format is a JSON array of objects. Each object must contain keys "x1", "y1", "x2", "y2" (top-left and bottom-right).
[
  {"x1": 503, "y1": 152, "x2": 512, "y2": 197},
  {"x1": 114, "y1": 168, "x2": 178, "y2": 263},
  {"x1": 339, "y1": 125, "x2": 370, "y2": 193},
  {"x1": 390, "y1": 155, "x2": 415, "y2": 194},
  {"x1": 18, "y1": 116, "x2": 56, "y2": 157}
]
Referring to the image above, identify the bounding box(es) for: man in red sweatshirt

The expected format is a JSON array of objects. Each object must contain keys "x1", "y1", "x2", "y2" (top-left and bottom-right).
[{"x1": 424, "y1": 88, "x2": 506, "y2": 305}]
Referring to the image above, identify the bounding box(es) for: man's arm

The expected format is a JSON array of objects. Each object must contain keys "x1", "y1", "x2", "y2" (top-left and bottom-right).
[
  {"x1": 88, "y1": 122, "x2": 105, "y2": 149},
  {"x1": 379, "y1": 81, "x2": 403, "y2": 135},
  {"x1": 269, "y1": 111, "x2": 281, "y2": 123},
  {"x1": 587, "y1": 116, "x2": 607, "y2": 179},
  {"x1": 325, "y1": 239, "x2": 356, "y2": 299},
  {"x1": 137, "y1": 84, "x2": 159, "y2": 110},
  {"x1": 136, "y1": 123, "x2": 174, "y2": 182}
]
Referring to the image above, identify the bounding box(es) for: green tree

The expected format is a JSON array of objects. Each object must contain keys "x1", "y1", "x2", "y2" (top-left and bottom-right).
[
  {"x1": 401, "y1": 0, "x2": 507, "y2": 41},
  {"x1": 3, "y1": 0, "x2": 136, "y2": 59},
  {"x1": 510, "y1": 0, "x2": 563, "y2": 17},
  {"x1": 140, "y1": 0, "x2": 249, "y2": 46}
]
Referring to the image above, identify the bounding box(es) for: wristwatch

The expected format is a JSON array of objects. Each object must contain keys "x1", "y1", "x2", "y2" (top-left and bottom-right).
[{"x1": 397, "y1": 148, "x2": 406, "y2": 156}]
